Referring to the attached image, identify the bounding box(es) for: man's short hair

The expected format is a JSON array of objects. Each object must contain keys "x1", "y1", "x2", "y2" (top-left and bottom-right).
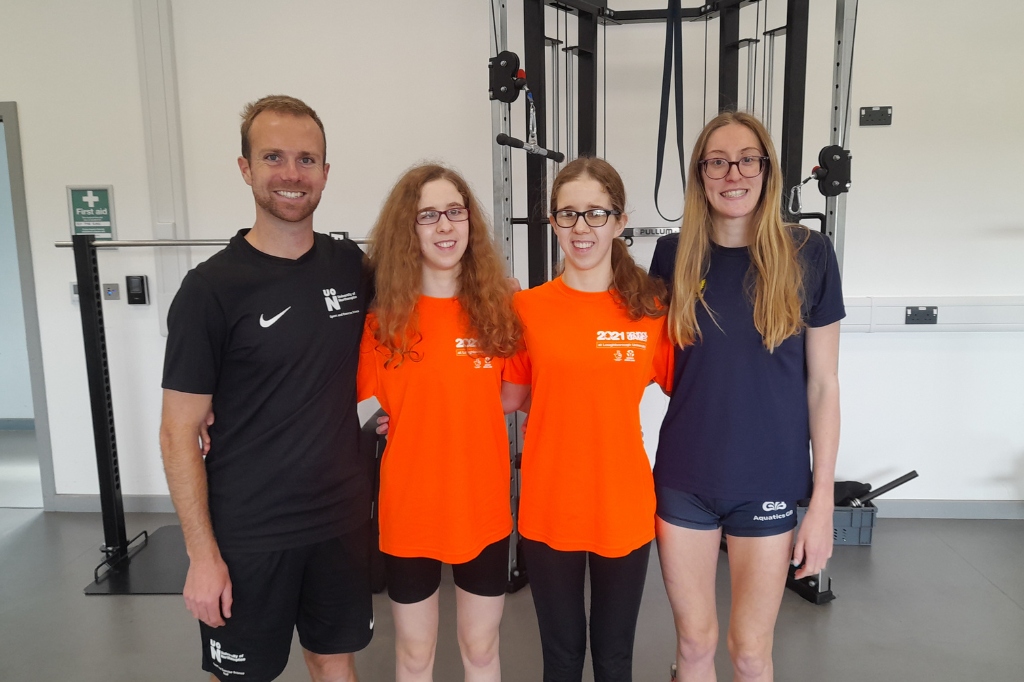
[{"x1": 240, "y1": 95, "x2": 326, "y2": 162}]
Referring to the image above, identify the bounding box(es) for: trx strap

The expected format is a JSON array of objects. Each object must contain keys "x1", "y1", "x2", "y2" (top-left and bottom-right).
[{"x1": 655, "y1": 0, "x2": 686, "y2": 222}]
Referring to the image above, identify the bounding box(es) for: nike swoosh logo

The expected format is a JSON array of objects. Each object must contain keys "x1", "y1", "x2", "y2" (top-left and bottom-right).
[
  {"x1": 259, "y1": 307, "x2": 292, "y2": 328},
  {"x1": 369, "y1": 615, "x2": 374, "y2": 630}
]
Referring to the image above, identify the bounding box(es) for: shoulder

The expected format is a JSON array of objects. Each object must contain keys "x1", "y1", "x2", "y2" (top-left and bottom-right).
[
  {"x1": 790, "y1": 224, "x2": 833, "y2": 262},
  {"x1": 650, "y1": 233, "x2": 680, "y2": 281},
  {"x1": 317, "y1": 232, "x2": 365, "y2": 262},
  {"x1": 655, "y1": 233, "x2": 680, "y2": 253}
]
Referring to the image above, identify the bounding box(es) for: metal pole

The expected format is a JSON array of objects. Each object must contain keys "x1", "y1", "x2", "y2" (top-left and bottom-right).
[
  {"x1": 825, "y1": 0, "x2": 858, "y2": 273},
  {"x1": 490, "y1": 0, "x2": 527, "y2": 593},
  {"x1": 71, "y1": 235, "x2": 129, "y2": 563},
  {"x1": 565, "y1": 46, "x2": 575, "y2": 162},
  {"x1": 764, "y1": 28, "x2": 780, "y2": 130},
  {"x1": 55, "y1": 238, "x2": 369, "y2": 248},
  {"x1": 547, "y1": 35, "x2": 562, "y2": 282},
  {"x1": 780, "y1": 0, "x2": 810, "y2": 203},
  {"x1": 577, "y1": 8, "x2": 599, "y2": 157},
  {"x1": 718, "y1": 0, "x2": 741, "y2": 112},
  {"x1": 745, "y1": 40, "x2": 757, "y2": 112},
  {"x1": 524, "y1": 0, "x2": 549, "y2": 288}
]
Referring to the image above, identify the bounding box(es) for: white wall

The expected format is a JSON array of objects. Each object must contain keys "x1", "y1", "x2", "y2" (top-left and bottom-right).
[
  {"x1": 0, "y1": 122, "x2": 34, "y2": 420},
  {"x1": 1, "y1": 0, "x2": 1021, "y2": 508}
]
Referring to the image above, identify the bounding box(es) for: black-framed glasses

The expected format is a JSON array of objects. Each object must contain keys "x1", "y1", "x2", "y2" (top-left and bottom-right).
[
  {"x1": 551, "y1": 208, "x2": 622, "y2": 228},
  {"x1": 416, "y1": 207, "x2": 470, "y2": 226},
  {"x1": 699, "y1": 155, "x2": 769, "y2": 180}
]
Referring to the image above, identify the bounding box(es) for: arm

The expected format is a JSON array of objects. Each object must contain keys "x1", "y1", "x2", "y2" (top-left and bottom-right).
[
  {"x1": 160, "y1": 389, "x2": 232, "y2": 627},
  {"x1": 500, "y1": 381, "x2": 531, "y2": 414},
  {"x1": 793, "y1": 321, "x2": 840, "y2": 579}
]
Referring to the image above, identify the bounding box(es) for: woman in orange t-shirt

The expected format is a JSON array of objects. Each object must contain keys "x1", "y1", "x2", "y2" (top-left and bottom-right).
[
  {"x1": 504, "y1": 158, "x2": 673, "y2": 682},
  {"x1": 359, "y1": 164, "x2": 522, "y2": 682}
]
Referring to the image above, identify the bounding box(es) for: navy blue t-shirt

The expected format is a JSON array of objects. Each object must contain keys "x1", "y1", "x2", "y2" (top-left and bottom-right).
[{"x1": 649, "y1": 228, "x2": 845, "y2": 500}]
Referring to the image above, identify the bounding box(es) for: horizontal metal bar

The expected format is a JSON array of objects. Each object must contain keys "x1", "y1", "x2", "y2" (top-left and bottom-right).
[
  {"x1": 604, "y1": 1, "x2": 757, "y2": 24},
  {"x1": 621, "y1": 226, "x2": 680, "y2": 238},
  {"x1": 56, "y1": 238, "x2": 369, "y2": 248},
  {"x1": 603, "y1": 8, "x2": 704, "y2": 23},
  {"x1": 549, "y1": 0, "x2": 607, "y2": 16}
]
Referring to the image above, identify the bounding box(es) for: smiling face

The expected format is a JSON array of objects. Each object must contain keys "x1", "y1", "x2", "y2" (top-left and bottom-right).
[
  {"x1": 550, "y1": 175, "x2": 625, "y2": 282},
  {"x1": 701, "y1": 122, "x2": 766, "y2": 228},
  {"x1": 238, "y1": 110, "x2": 329, "y2": 225},
  {"x1": 416, "y1": 178, "x2": 470, "y2": 280}
]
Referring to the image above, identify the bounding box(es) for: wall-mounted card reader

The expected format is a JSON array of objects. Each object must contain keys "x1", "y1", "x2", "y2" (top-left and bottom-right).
[{"x1": 126, "y1": 275, "x2": 149, "y2": 305}]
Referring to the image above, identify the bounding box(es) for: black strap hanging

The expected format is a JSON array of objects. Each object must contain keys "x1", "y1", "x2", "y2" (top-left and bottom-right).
[{"x1": 654, "y1": 0, "x2": 686, "y2": 222}]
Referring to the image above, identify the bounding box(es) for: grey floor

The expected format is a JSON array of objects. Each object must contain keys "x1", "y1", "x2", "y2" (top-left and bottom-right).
[
  {"x1": 1, "y1": 509, "x2": 1021, "y2": 681},
  {"x1": 0, "y1": 429, "x2": 43, "y2": 508}
]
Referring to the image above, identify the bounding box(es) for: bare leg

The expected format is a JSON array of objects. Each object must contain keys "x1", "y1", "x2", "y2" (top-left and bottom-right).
[
  {"x1": 303, "y1": 650, "x2": 358, "y2": 682},
  {"x1": 393, "y1": 589, "x2": 441, "y2": 682},
  {"x1": 725, "y1": 531, "x2": 793, "y2": 682},
  {"x1": 455, "y1": 587, "x2": 505, "y2": 681},
  {"x1": 656, "y1": 516, "x2": 722, "y2": 682}
]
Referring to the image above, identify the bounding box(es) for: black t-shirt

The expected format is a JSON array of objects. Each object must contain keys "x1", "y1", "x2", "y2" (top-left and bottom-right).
[
  {"x1": 649, "y1": 228, "x2": 845, "y2": 500},
  {"x1": 162, "y1": 229, "x2": 371, "y2": 551}
]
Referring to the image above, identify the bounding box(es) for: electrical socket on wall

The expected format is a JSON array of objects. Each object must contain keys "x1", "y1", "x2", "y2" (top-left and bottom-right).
[
  {"x1": 905, "y1": 306, "x2": 938, "y2": 324},
  {"x1": 860, "y1": 106, "x2": 892, "y2": 126}
]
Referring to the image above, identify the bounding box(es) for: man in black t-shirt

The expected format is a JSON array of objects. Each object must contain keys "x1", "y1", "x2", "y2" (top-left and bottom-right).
[{"x1": 159, "y1": 96, "x2": 372, "y2": 682}]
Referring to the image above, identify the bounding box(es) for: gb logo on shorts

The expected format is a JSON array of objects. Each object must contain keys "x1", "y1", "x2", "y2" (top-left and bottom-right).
[{"x1": 762, "y1": 501, "x2": 787, "y2": 512}]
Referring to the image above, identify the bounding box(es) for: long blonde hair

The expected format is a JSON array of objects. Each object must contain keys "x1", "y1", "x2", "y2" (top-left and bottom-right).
[
  {"x1": 550, "y1": 157, "x2": 666, "y2": 320},
  {"x1": 668, "y1": 111, "x2": 805, "y2": 351},
  {"x1": 368, "y1": 163, "x2": 521, "y2": 366}
]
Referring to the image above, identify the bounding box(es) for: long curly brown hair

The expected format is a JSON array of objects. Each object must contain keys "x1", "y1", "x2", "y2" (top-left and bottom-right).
[{"x1": 368, "y1": 163, "x2": 521, "y2": 366}]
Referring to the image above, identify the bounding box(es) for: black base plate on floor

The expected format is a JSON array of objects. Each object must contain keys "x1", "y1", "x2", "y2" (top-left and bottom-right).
[{"x1": 84, "y1": 525, "x2": 188, "y2": 595}]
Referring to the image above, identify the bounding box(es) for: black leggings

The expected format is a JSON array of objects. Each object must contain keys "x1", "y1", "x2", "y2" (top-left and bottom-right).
[{"x1": 522, "y1": 538, "x2": 651, "y2": 682}]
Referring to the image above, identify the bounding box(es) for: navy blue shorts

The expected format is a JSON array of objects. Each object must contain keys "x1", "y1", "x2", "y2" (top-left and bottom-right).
[{"x1": 656, "y1": 487, "x2": 798, "y2": 537}]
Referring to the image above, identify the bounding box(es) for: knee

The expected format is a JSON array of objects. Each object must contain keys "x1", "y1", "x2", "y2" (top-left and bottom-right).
[
  {"x1": 458, "y1": 630, "x2": 499, "y2": 670},
  {"x1": 727, "y1": 637, "x2": 772, "y2": 680},
  {"x1": 305, "y1": 652, "x2": 357, "y2": 682},
  {"x1": 676, "y1": 624, "x2": 718, "y2": 666},
  {"x1": 396, "y1": 636, "x2": 437, "y2": 675}
]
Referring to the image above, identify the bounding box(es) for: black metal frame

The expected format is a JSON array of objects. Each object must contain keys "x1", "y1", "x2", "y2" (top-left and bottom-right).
[
  {"x1": 520, "y1": 0, "x2": 810, "y2": 285},
  {"x1": 73, "y1": 235, "x2": 189, "y2": 595}
]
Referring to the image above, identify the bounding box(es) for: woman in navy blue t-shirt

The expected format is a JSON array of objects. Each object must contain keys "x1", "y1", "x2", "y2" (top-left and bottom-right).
[{"x1": 649, "y1": 111, "x2": 844, "y2": 682}]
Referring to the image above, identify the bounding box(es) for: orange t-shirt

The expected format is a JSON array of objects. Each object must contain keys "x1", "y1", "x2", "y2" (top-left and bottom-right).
[
  {"x1": 358, "y1": 296, "x2": 513, "y2": 564},
  {"x1": 506, "y1": 277, "x2": 673, "y2": 557}
]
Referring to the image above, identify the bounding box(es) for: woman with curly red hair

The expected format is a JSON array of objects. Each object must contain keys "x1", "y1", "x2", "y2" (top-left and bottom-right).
[{"x1": 358, "y1": 163, "x2": 522, "y2": 682}]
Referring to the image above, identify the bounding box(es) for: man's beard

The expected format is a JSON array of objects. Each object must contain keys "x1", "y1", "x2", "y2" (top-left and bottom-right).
[{"x1": 254, "y1": 187, "x2": 321, "y2": 223}]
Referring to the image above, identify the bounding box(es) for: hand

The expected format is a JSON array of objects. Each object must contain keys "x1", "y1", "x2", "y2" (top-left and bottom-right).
[
  {"x1": 183, "y1": 553, "x2": 233, "y2": 627},
  {"x1": 520, "y1": 412, "x2": 529, "y2": 436},
  {"x1": 375, "y1": 414, "x2": 390, "y2": 436},
  {"x1": 792, "y1": 504, "x2": 834, "y2": 579},
  {"x1": 198, "y1": 410, "x2": 215, "y2": 456},
  {"x1": 507, "y1": 277, "x2": 522, "y2": 293}
]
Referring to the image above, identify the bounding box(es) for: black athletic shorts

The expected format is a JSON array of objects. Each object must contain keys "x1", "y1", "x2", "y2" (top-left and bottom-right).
[
  {"x1": 384, "y1": 535, "x2": 510, "y2": 604},
  {"x1": 200, "y1": 522, "x2": 373, "y2": 682}
]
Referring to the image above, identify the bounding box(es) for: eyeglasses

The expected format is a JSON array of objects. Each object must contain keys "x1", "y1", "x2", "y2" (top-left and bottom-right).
[
  {"x1": 699, "y1": 156, "x2": 769, "y2": 180},
  {"x1": 416, "y1": 207, "x2": 470, "y2": 226},
  {"x1": 551, "y1": 209, "x2": 622, "y2": 228}
]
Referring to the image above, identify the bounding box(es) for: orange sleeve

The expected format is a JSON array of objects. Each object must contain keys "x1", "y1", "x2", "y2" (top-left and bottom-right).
[
  {"x1": 357, "y1": 316, "x2": 379, "y2": 402},
  {"x1": 652, "y1": 320, "x2": 674, "y2": 394},
  {"x1": 503, "y1": 346, "x2": 532, "y2": 385}
]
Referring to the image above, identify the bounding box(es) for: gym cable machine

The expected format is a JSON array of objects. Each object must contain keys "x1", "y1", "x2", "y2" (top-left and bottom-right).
[{"x1": 489, "y1": 0, "x2": 859, "y2": 602}]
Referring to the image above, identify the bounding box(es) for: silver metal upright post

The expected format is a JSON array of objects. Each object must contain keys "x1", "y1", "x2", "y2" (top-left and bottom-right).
[
  {"x1": 826, "y1": 0, "x2": 858, "y2": 273},
  {"x1": 488, "y1": 0, "x2": 525, "y2": 591}
]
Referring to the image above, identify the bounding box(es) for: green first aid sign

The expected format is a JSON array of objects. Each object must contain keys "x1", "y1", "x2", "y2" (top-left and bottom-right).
[{"x1": 67, "y1": 186, "x2": 117, "y2": 240}]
